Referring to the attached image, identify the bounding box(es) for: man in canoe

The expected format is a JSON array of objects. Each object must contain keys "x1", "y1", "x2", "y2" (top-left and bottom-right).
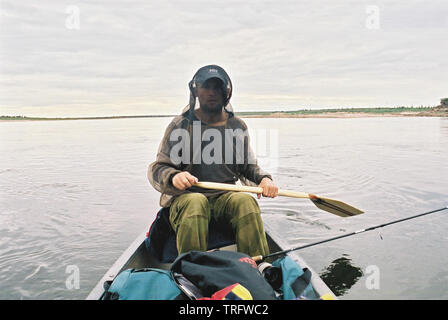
[{"x1": 148, "y1": 65, "x2": 278, "y2": 258}]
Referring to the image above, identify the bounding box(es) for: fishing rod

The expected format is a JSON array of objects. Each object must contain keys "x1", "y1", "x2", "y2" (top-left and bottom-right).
[{"x1": 252, "y1": 206, "x2": 448, "y2": 262}]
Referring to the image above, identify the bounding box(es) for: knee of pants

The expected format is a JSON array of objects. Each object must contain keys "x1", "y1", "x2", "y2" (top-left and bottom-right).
[
  {"x1": 226, "y1": 192, "x2": 261, "y2": 220},
  {"x1": 170, "y1": 193, "x2": 210, "y2": 225}
]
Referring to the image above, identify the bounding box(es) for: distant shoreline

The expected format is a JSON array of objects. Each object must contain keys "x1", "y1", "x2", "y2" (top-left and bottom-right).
[
  {"x1": 1, "y1": 107, "x2": 447, "y2": 121},
  {"x1": 0, "y1": 114, "x2": 175, "y2": 122}
]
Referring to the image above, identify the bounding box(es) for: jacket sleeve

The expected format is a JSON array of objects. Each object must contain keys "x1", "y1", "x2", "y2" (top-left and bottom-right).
[
  {"x1": 147, "y1": 120, "x2": 185, "y2": 196},
  {"x1": 239, "y1": 147, "x2": 272, "y2": 186}
]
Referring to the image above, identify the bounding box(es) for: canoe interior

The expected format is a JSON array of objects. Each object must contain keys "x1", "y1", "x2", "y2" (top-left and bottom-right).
[{"x1": 86, "y1": 221, "x2": 337, "y2": 300}]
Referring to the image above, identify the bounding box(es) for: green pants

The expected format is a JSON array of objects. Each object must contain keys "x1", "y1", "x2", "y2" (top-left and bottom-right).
[{"x1": 169, "y1": 192, "x2": 269, "y2": 257}]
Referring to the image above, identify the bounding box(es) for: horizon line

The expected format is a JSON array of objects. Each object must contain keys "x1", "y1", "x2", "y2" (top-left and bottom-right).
[{"x1": 0, "y1": 105, "x2": 440, "y2": 120}]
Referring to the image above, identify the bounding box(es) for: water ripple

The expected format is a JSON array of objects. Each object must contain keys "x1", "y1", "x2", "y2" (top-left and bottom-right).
[{"x1": 1, "y1": 117, "x2": 447, "y2": 299}]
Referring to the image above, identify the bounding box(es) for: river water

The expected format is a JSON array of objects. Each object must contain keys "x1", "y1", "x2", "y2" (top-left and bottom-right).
[{"x1": 0, "y1": 116, "x2": 447, "y2": 299}]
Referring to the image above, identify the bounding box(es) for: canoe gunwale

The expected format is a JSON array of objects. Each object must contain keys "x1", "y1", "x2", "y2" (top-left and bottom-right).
[{"x1": 262, "y1": 223, "x2": 336, "y2": 299}]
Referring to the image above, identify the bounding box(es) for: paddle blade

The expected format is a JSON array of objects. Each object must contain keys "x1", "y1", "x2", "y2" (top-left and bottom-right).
[{"x1": 309, "y1": 195, "x2": 364, "y2": 217}]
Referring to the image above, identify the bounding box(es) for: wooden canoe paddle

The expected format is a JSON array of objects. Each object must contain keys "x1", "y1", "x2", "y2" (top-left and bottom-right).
[{"x1": 194, "y1": 181, "x2": 364, "y2": 218}]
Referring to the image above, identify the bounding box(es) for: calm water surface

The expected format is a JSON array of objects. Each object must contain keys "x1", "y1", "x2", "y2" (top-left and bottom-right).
[{"x1": 0, "y1": 117, "x2": 447, "y2": 299}]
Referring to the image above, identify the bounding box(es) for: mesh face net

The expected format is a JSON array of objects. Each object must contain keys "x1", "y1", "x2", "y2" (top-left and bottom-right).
[
  {"x1": 191, "y1": 65, "x2": 232, "y2": 104},
  {"x1": 187, "y1": 65, "x2": 233, "y2": 117}
]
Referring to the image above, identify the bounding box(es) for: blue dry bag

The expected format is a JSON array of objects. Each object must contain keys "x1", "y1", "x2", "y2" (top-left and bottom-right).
[
  {"x1": 272, "y1": 256, "x2": 318, "y2": 300},
  {"x1": 104, "y1": 268, "x2": 183, "y2": 300}
]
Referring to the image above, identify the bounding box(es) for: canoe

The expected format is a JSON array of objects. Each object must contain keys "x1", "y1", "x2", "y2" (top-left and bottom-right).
[{"x1": 86, "y1": 208, "x2": 337, "y2": 300}]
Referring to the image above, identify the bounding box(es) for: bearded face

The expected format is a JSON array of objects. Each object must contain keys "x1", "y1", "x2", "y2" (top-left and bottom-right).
[{"x1": 196, "y1": 78, "x2": 225, "y2": 114}]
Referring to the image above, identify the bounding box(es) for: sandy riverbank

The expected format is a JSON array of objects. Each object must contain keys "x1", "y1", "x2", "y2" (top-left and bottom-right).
[{"x1": 242, "y1": 110, "x2": 448, "y2": 118}]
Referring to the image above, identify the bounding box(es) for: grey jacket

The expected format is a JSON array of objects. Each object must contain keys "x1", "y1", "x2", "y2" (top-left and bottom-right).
[{"x1": 147, "y1": 103, "x2": 272, "y2": 207}]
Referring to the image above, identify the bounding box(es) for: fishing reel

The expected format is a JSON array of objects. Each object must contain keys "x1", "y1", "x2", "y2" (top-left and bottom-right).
[{"x1": 258, "y1": 262, "x2": 283, "y2": 291}]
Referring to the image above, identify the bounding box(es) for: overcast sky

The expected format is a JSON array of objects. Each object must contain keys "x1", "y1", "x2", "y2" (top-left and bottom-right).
[{"x1": 0, "y1": 0, "x2": 447, "y2": 117}]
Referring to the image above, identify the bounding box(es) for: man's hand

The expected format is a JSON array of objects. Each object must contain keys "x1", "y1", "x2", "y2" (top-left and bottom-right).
[
  {"x1": 172, "y1": 171, "x2": 199, "y2": 191},
  {"x1": 257, "y1": 177, "x2": 278, "y2": 199}
]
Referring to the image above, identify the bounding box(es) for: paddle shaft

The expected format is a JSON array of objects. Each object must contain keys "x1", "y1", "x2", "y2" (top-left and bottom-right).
[
  {"x1": 194, "y1": 181, "x2": 364, "y2": 217},
  {"x1": 194, "y1": 181, "x2": 309, "y2": 199},
  {"x1": 254, "y1": 206, "x2": 448, "y2": 262}
]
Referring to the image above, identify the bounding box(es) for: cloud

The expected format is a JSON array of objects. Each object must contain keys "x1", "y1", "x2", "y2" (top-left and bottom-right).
[{"x1": 1, "y1": 0, "x2": 447, "y2": 116}]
